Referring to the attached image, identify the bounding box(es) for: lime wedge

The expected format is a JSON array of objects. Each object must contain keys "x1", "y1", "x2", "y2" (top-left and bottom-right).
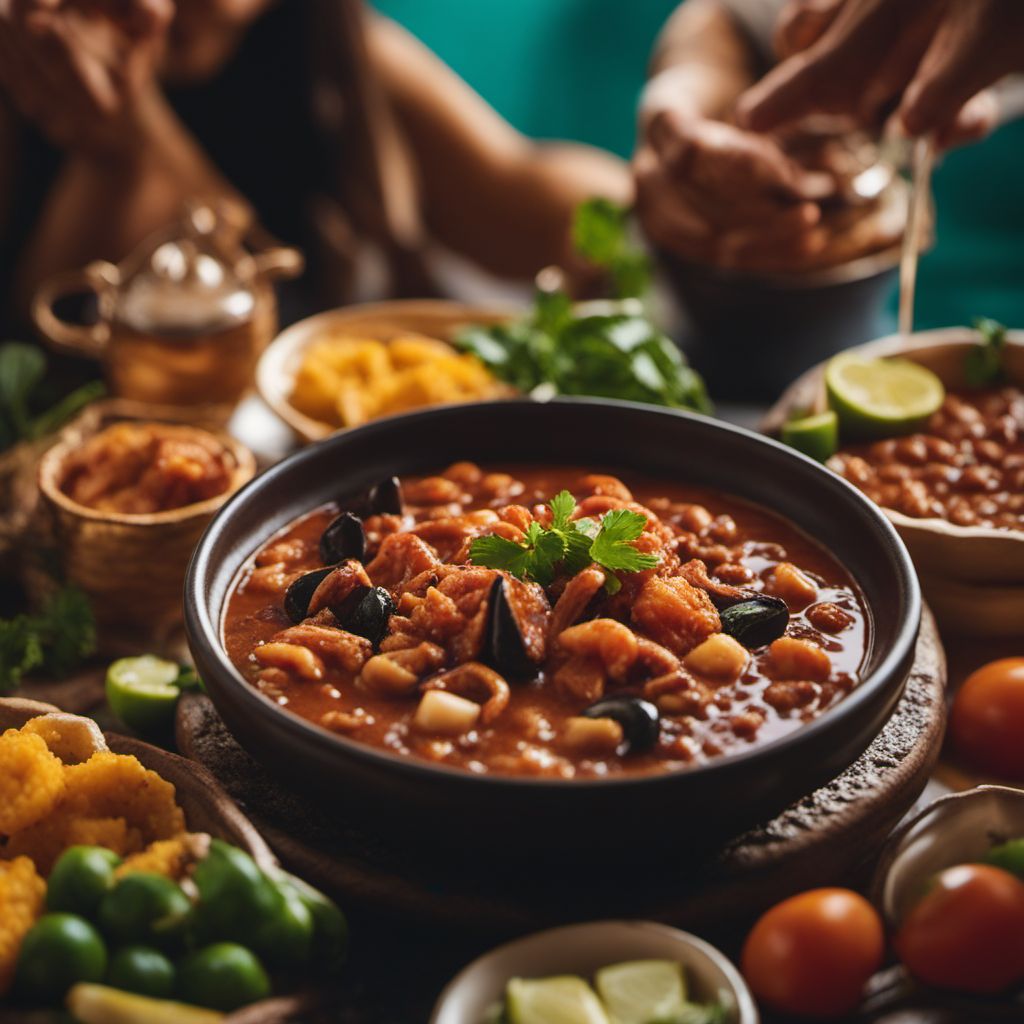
[
  {"x1": 506, "y1": 976, "x2": 610, "y2": 1024},
  {"x1": 825, "y1": 353, "x2": 944, "y2": 438},
  {"x1": 781, "y1": 410, "x2": 839, "y2": 462},
  {"x1": 595, "y1": 961, "x2": 686, "y2": 1024},
  {"x1": 105, "y1": 656, "x2": 181, "y2": 735}
]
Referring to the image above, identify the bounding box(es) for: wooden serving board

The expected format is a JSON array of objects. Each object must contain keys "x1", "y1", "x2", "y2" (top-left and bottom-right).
[{"x1": 177, "y1": 609, "x2": 946, "y2": 939}]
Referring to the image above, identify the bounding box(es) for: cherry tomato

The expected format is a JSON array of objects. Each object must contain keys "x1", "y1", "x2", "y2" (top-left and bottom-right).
[
  {"x1": 741, "y1": 888, "x2": 884, "y2": 1018},
  {"x1": 950, "y1": 657, "x2": 1024, "y2": 779},
  {"x1": 895, "y1": 863, "x2": 1024, "y2": 994}
]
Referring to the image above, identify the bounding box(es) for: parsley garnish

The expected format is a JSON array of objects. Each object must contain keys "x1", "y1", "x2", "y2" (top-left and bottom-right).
[
  {"x1": 965, "y1": 317, "x2": 1007, "y2": 387},
  {"x1": 469, "y1": 490, "x2": 658, "y2": 591}
]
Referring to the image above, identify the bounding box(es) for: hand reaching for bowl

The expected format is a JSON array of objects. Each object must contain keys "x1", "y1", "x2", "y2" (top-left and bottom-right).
[
  {"x1": 0, "y1": 0, "x2": 172, "y2": 152},
  {"x1": 634, "y1": 105, "x2": 834, "y2": 271},
  {"x1": 739, "y1": 0, "x2": 1019, "y2": 149}
]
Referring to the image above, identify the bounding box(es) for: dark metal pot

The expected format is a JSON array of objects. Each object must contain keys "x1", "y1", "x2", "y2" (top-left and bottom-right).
[
  {"x1": 662, "y1": 249, "x2": 900, "y2": 402},
  {"x1": 184, "y1": 399, "x2": 920, "y2": 865}
]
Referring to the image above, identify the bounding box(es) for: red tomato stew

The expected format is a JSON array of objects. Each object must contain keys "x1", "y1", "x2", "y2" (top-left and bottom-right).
[
  {"x1": 829, "y1": 388, "x2": 1024, "y2": 530},
  {"x1": 223, "y1": 464, "x2": 869, "y2": 778}
]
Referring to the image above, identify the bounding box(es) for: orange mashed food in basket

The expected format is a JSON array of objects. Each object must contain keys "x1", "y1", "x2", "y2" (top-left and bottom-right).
[{"x1": 60, "y1": 422, "x2": 233, "y2": 515}]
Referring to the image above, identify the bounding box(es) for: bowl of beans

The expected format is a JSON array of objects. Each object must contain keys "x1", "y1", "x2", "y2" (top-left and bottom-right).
[{"x1": 767, "y1": 326, "x2": 1024, "y2": 637}]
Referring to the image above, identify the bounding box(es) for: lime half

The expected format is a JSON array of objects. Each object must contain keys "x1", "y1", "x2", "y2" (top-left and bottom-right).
[
  {"x1": 825, "y1": 353, "x2": 944, "y2": 439},
  {"x1": 595, "y1": 960, "x2": 686, "y2": 1024},
  {"x1": 506, "y1": 976, "x2": 610, "y2": 1024},
  {"x1": 781, "y1": 410, "x2": 839, "y2": 462},
  {"x1": 106, "y1": 656, "x2": 181, "y2": 735}
]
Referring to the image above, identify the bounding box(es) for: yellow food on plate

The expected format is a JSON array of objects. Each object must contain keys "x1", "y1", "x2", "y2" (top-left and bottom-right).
[
  {"x1": 289, "y1": 333, "x2": 508, "y2": 428},
  {"x1": 0, "y1": 729, "x2": 66, "y2": 834},
  {"x1": 116, "y1": 834, "x2": 203, "y2": 881},
  {"x1": 0, "y1": 717, "x2": 188, "y2": 874},
  {"x1": 0, "y1": 856, "x2": 46, "y2": 994}
]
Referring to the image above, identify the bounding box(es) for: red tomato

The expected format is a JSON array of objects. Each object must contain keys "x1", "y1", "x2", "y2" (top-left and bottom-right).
[
  {"x1": 950, "y1": 657, "x2": 1024, "y2": 779},
  {"x1": 895, "y1": 863, "x2": 1024, "y2": 994},
  {"x1": 741, "y1": 888, "x2": 884, "y2": 1018}
]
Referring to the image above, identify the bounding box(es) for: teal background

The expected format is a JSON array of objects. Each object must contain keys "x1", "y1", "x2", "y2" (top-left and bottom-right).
[{"x1": 374, "y1": 0, "x2": 1023, "y2": 329}]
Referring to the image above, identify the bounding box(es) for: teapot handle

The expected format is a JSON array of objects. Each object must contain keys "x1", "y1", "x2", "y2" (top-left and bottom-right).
[
  {"x1": 251, "y1": 244, "x2": 304, "y2": 282},
  {"x1": 32, "y1": 261, "x2": 120, "y2": 360}
]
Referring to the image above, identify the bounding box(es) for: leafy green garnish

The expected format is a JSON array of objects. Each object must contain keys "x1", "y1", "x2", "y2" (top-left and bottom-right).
[
  {"x1": 455, "y1": 200, "x2": 710, "y2": 415},
  {"x1": 0, "y1": 341, "x2": 104, "y2": 452},
  {"x1": 573, "y1": 197, "x2": 651, "y2": 300},
  {"x1": 0, "y1": 586, "x2": 96, "y2": 693},
  {"x1": 469, "y1": 490, "x2": 657, "y2": 590},
  {"x1": 964, "y1": 317, "x2": 1007, "y2": 387},
  {"x1": 648, "y1": 1003, "x2": 727, "y2": 1024}
]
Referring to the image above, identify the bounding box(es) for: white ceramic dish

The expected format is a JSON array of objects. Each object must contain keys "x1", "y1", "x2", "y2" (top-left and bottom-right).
[
  {"x1": 430, "y1": 920, "x2": 759, "y2": 1024},
  {"x1": 767, "y1": 326, "x2": 1024, "y2": 637},
  {"x1": 256, "y1": 299, "x2": 511, "y2": 443}
]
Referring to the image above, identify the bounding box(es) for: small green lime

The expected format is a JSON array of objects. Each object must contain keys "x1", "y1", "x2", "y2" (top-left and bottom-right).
[
  {"x1": 107, "y1": 945, "x2": 176, "y2": 999},
  {"x1": 192, "y1": 840, "x2": 282, "y2": 942},
  {"x1": 825, "y1": 352, "x2": 945, "y2": 439},
  {"x1": 98, "y1": 873, "x2": 191, "y2": 946},
  {"x1": 781, "y1": 409, "x2": 840, "y2": 462},
  {"x1": 279, "y1": 871, "x2": 348, "y2": 971},
  {"x1": 985, "y1": 838, "x2": 1024, "y2": 879},
  {"x1": 177, "y1": 943, "x2": 270, "y2": 1012},
  {"x1": 251, "y1": 884, "x2": 313, "y2": 967},
  {"x1": 106, "y1": 655, "x2": 182, "y2": 735},
  {"x1": 15, "y1": 913, "x2": 107, "y2": 1003},
  {"x1": 47, "y1": 846, "x2": 122, "y2": 917}
]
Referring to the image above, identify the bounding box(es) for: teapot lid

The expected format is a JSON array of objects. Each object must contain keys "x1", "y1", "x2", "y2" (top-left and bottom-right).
[{"x1": 116, "y1": 205, "x2": 256, "y2": 334}]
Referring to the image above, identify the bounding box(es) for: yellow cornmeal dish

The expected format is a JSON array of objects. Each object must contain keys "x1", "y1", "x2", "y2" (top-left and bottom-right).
[{"x1": 289, "y1": 333, "x2": 509, "y2": 429}]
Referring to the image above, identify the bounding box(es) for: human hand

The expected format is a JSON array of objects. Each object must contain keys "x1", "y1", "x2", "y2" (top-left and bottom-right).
[
  {"x1": 739, "y1": 0, "x2": 1018, "y2": 148},
  {"x1": 633, "y1": 106, "x2": 833, "y2": 271},
  {"x1": 0, "y1": 0, "x2": 172, "y2": 151}
]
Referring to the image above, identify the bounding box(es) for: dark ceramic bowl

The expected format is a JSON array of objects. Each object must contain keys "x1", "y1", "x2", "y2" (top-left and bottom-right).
[
  {"x1": 662, "y1": 248, "x2": 899, "y2": 402},
  {"x1": 185, "y1": 399, "x2": 920, "y2": 864}
]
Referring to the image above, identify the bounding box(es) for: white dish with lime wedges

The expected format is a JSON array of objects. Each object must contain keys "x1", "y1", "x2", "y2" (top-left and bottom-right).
[{"x1": 430, "y1": 921, "x2": 757, "y2": 1024}]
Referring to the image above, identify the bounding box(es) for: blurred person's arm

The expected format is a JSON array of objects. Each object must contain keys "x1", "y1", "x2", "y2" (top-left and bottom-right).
[
  {"x1": 633, "y1": 0, "x2": 831, "y2": 270},
  {"x1": 0, "y1": 0, "x2": 249, "y2": 313},
  {"x1": 366, "y1": 15, "x2": 630, "y2": 280}
]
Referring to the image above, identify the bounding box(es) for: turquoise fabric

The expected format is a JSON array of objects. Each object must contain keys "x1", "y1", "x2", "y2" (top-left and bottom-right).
[{"x1": 373, "y1": 0, "x2": 1023, "y2": 329}]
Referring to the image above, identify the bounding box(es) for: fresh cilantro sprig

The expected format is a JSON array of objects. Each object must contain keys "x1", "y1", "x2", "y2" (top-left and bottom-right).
[
  {"x1": 0, "y1": 586, "x2": 96, "y2": 693},
  {"x1": 469, "y1": 490, "x2": 658, "y2": 593},
  {"x1": 965, "y1": 317, "x2": 1007, "y2": 387}
]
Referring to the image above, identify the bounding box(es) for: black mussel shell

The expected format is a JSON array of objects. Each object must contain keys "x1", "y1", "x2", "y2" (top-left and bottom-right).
[
  {"x1": 582, "y1": 696, "x2": 660, "y2": 754},
  {"x1": 369, "y1": 476, "x2": 403, "y2": 516},
  {"x1": 719, "y1": 595, "x2": 789, "y2": 649},
  {"x1": 284, "y1": 567, "x2": 335, "y2": 624},
  {"x1": 483, "y1": 576, "x2": 536, "y2": 680},
  {"x1": 319, "y1": 511, "x2": 366, "y2": 565},
  {"x1": 333, "y1": 585, "x2": 396, "y2": 648}
]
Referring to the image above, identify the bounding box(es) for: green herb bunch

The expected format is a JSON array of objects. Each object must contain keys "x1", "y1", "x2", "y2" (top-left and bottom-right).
[
  {"x1": 455, "y1": 199, "x2": 710, "y2": 414},
  {"x1": 0, "y1": 342, "x2": 104, "y2": 453},
  {"x1": 0, "y1": 586, "x2": 97, "y2": 693},
  {"x1": 470, "y1": 489, "x2": 658, "y2": 594}
]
